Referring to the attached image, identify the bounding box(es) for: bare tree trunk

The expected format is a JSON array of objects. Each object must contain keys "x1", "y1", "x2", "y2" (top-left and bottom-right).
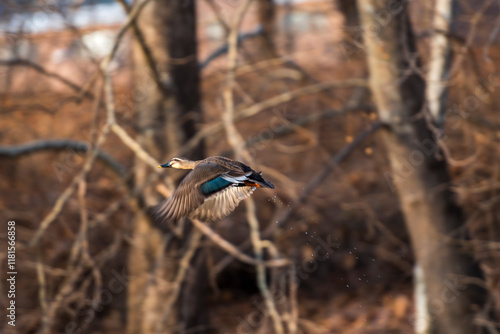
[
  {"x1": 127, "y1": 1, "x2": 177, "y2": 333},
  {"x1": 415, "y1": 1, "x2": 457, "y2": 332},
  {"x1": 357, "y1": 1, "x2": 489, "y2": 333},
  {"x1": 168, "y1": 2, "x2": 207, "y2": 329},
  {"x1": 257, "y1": 0, "x2": 278, "y2": 58},
  {"x1": 426, "y1": 0, "x2": 456, "y2": 127},
  {"x1": 337, "y1": 0, "x2": 360, "y2": 38},
  {"x1": 336, "y1": 0, "x2": 363, "y2": 60},
  {"x1": 127, "y1": 1, "x2": 206, "y2": 333},
  {"x1": 169, "y1": 0, "x2": 204, "y2": 158}
]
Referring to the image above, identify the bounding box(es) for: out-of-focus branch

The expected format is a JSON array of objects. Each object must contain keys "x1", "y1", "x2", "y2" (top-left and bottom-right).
[
  {"x1": 178, "y1": 78, "x2": 367, "y2": 156},
  {"x1": 199, "y1": 25, "x2": 264, "y2": 70},
  {"x1": 0, "y1": 139, "x2": 127, "y2": 178},
  {"x1": 0, "y1": 59, "x2": 93, "y2": 98},
  {"x1": 190, "y1": 218, "x2": 289, "y2": 268}
]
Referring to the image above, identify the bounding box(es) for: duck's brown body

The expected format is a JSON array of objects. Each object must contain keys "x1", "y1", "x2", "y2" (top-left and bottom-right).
[{"x1": 156, "y1": 156, "x2": 274, "y2": 223}]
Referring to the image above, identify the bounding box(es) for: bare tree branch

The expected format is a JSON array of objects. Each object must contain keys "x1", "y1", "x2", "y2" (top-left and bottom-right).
[
  {"x1": 178, "y1": 78, "x2": 367, "y2": 156},
  {"x1": 190, "y1": 218, "x2": 289, "y2": 268},
  {"x1": 0, "y1": 139, "x2": 127, "y2": 178},
  {"x1": 0, "y1": 59, "x2": 94, "y2": 98},
  {"x1": 199, "y1": 25, "x2": 263, "y2": 70}
]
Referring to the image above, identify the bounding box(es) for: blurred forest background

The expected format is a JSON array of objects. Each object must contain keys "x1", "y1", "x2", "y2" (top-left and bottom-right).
[{"x1": 1, "y1": 0, "x2": 500, "y2": 333}]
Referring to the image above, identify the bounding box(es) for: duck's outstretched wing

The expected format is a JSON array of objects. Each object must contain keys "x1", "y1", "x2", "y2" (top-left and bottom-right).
[
  {"x1": 155, "y1": 162, "x2": 248, "y2": 223},
  {"x1": 193, "y1": 185, "x2": 255, "y2": 221},
  {"x1": 155, "y1": 182, "x2": 204, "y2": 224}
]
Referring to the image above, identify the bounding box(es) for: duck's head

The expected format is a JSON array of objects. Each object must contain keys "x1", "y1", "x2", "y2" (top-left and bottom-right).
[{"x1": 158, "y1": 157, "x2": 195, "y2": 170}]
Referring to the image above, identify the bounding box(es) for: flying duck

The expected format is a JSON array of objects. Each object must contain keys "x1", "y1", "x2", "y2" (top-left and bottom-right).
[{"x1": 156, "y1": 156, "x2": 274, "y2": 223}]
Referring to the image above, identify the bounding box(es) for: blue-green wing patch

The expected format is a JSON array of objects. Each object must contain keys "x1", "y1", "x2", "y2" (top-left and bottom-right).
[{"x1": 200, "y1": 176, "x2": 233, "y2": 195}]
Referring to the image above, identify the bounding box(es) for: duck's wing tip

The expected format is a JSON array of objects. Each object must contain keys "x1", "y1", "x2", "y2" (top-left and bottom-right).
[{"x1": 247, "y1": 171, "x2": 275, "y2": 189}]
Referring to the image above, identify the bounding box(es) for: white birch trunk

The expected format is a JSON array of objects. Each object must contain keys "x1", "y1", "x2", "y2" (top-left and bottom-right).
[{"x1": 426, "y1": 0, "x2": 454, "y2": 126}]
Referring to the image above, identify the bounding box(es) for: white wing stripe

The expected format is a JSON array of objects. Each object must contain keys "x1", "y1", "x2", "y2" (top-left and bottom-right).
[{"x1": 220, "y1": 172, "x2": 251, "y2": 183}]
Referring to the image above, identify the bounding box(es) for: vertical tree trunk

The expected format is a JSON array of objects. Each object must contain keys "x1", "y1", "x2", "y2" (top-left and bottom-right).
[
  {"x1": 426, "y1": 0, "x2": 456, "y2": 127},
  {"x1": 356, "y1": 1, "x2": 488, "y2": 333},
  {"x1": 169, "y1": 0, "x2": 204, "y2": 159},
  {"x1": 337, "y1": 0, "x2": 362, "y2": 60},
  {"x1": 337, "y1": 0, "x2": 360, "y2": 38},
  {"x1": 168, "y1": 2, "x2": 207, "y2": 329},
  {"x1": 127, "y1": 1, "x2": 206, "y2": 333},
  {"x1": 127, "y1": 1, "x2": 173, "y2": 333},
  {"x1": 257, "y1": 0, "x2": 278, "y2": 58}
]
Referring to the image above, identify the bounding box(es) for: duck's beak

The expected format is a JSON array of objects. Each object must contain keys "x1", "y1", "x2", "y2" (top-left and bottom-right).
[{"x1": 158, "y1": 162, "x2": 171, "y2": 168}]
